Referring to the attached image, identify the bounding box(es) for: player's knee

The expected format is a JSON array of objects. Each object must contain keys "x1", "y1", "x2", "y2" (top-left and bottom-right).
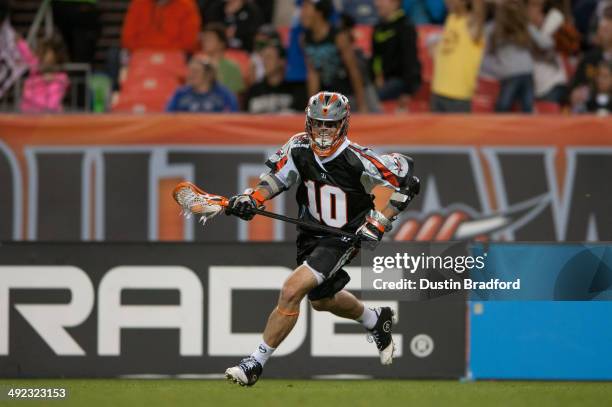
[
  {"x1": 279, "y1": 282, "x2": 305, "y2": 306},
  {"x1": 310, "y1": 298, "x2": 332, "y2": 312}
]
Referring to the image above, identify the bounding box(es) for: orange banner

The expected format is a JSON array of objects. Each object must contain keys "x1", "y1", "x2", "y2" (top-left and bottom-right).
[{"x1": 1, "y1": 113, "x2": 611, "y2": 148}]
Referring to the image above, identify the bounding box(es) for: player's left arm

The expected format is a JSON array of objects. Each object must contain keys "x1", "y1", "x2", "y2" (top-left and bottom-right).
[
  {"x1": 356, "y1": 153, "x2": 420, "y2": 244},
  {"x1": 356, "y1": 185, "x2": 395, "y2": 241},
  {"x1": 356, "y1": 184, "x2": 398, "y2": 243},
  {"x1": 380, "y1": 174, "x2": 421, "y2": 220}
]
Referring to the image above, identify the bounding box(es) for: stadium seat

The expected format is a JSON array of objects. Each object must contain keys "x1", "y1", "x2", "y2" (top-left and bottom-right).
[
  {"x1": 407, "y1": 83, "x2": 432, "y2": 113},
  {"x1": 113, "y1": 73, "x2": 178, "y2": 113},
  {"x1": 472, "y1": 77, "x2": 500, "y2": 113},
  {"x1": 381, "y1": 99, "x2": 400, "y2": 114},
  {"x1": 535, "y1": 101, "x2": 561, "y2": 114},
  {"x1": 112, "y1": 49, "x2": 186, "y2": 113},
  {"x1": 379, "y1": 83, "x2": 431, "y2": 113},
  {"x1": 128, "y1": 49, "x2": 187, "y2": 79},
  {"x1": 112, "y1": 92, "x2": 177, "y2": 113},
  {"x1": 112, "y1": 93, "x2": 171, "y2": 113},
  {"x1": 119, "y1": 74, "x2": 178, "y2": 95}
]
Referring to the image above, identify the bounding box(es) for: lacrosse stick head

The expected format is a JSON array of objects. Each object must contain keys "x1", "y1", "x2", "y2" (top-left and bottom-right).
[{"x1": 172, "y1": 181, "x2": 229, "y2": 225}]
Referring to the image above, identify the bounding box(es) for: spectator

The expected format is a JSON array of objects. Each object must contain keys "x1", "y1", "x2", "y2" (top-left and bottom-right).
[
  {"x1": 52, "y1": 0, "x2": 100, "y2": 64},
  {"x1": 301, "y1": 0, "x2": 368, "y2": 112},
  {"x1": 430, "y1": 0, "x2": 485, "y2": 113},
  {"x1": 245, "y1": 42, "x2": 307, "y2": 113},
  {"x1": 205, "y1": 0, "x2": 264, "y2": 52},
  {"x1": 528, "y1": 0, "x2": 568, "y2": 104},
  {"x1": 341, "y1": 0, "x2": 378, "y2": 25},
  {"x1": 285, "y1": 0, "x2": 336, "y2": 83},
  {"x1": 121, "y1": 0, "x2": 201, "y2": 52},
  {"x1": 255, "y1": 0, "x2": 275, "y2": 24},
  {"x1": 286, "y1": 0, "x2": 308, "y2": 83},
  {"x1": 482, "y1": 0, "x2": 555, "y2": 113},
  {"x1": 549, "y1": 0, "x2": 580, "y2": 56},
  {"x1": 0, "y1": 4, "x2": 30, "y2": 99},
  {"x1": 402, "y1": 0, "x2": 447, "y2": 25},
  {"x1": 201, "y1": 22, "x2": 245, "y2": 95},
  {"x1": 339, "y1": 13, "x2": 381, "y2": 112},
  {"x1": 585, "y1": 61, "x2": 612, "y2": 114},
  {"x1": 249, "y1": 24, "x2": 282, "y2": 85},
  {"x1": 20, "y1": 34, "x2": 70, "y2": 113},
  {"x1": 569, "y1": 9, "x2": 612, "y2": 111},
  {"x1": 573, "y1": 0, "x2": 598, "y2": 46},
  {"x1": 584, "y1": 0, "x2": 611, "y2": 49},
  {"x1": 166, "y1": 56, "x2": 238, "y2": 112},
  {"x1": 371, "y1": 0, "x2": 421, "y2": 101}
]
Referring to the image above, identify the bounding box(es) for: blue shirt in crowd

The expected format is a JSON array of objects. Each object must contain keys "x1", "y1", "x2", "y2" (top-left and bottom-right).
[
  {"x1": 402, "y1": 0, "x2": 446, "y2": 25},
  {"x1": 166, "y1": 82, "x2": 238, "y2": 113},
  {"x1": 285, "y1": 0, "x2": 339, "y2": 82}
]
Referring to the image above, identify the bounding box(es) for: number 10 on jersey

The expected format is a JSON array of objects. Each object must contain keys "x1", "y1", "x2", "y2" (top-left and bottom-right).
[{"x1": 305, "y1": 181, "x2": 347, "y2": 228}]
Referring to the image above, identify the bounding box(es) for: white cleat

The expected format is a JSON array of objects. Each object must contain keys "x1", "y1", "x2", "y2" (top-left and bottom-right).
[
  {"x1": 379, "y1": 339, "x2": 396, "y2": 365},
  {"x1": 367, "y1": 307, "x2": 398, "y2": 365},
  {"x1": 224, "y1": 356, "x2": 263, "y2": 387},
  {"x1": 225, "y1": 367, "x2": 248, "y2": 386}
]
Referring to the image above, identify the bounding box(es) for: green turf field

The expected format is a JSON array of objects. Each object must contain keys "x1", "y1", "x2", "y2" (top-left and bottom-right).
[{"x1": 0, "y1": 379, "x2": 610, "y2": 407}]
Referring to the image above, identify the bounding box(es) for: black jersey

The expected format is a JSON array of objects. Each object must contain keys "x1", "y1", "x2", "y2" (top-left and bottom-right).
[{"x1": 265, "y1": 133, "x2": 400, "y2": 235}]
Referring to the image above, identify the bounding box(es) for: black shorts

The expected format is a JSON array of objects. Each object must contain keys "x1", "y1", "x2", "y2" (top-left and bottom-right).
[{"x1": 296, "y1": 233, "x2": 359, "y2": 301}]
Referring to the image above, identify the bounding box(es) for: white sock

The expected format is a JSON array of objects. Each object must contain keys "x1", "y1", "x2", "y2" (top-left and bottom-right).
[
  {"x1": 357, "y1": 306, "x2": 378, "y2": 330},
  {"x1": 250, "y1": 341, "x2": 275, "y2": 366}
]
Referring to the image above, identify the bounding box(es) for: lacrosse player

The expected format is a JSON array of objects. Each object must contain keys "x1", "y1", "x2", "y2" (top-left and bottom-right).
[{"x1": 224, "y1": 91, "x2": 419, "y2": 386}]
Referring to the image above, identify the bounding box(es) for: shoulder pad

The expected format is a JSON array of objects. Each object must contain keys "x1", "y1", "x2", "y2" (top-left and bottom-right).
[
  {"x1": 288, "y1": 132, "x2": 310, "y2": 148},
  {"x1": 266, "y1": 133, "x2": 309, "y2": 171}
]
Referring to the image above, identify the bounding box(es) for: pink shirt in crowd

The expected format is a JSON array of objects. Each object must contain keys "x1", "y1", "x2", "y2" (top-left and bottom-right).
[{"x1": 17, "y1": 39, "x2": 69, "y2": 113}]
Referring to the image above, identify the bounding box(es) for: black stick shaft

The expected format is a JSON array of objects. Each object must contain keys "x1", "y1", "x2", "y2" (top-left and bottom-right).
[{"x1": 252, "y1": 208, "x2": 358, "y2": 240}]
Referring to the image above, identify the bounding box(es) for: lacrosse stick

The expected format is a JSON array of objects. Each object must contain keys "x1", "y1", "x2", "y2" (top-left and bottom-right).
[{"x1": 172, "y1": 181, "x2": 359, "y2": 240}]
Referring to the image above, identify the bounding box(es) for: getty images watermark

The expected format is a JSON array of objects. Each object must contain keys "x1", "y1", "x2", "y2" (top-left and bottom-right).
[
  {"x1": 360, "y1": 242, "x2": 521, "y2": 301},
  {"x1": 371, "y1": 252, "x2": 519, "y2": 291}
]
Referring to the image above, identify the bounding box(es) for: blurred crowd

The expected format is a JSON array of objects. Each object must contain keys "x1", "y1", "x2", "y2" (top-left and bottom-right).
[{"x1": 1, "y1": 0, "x2": 611, "y2": 115}]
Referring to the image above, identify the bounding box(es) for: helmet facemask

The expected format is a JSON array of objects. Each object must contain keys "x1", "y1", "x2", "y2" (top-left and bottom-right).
[{"x1": 306, "y1": 117, "x2": 347, "y2": 157}]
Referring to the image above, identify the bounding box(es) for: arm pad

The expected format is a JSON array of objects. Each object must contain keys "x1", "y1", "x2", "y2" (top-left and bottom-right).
[
  {"x1": 390, "y1": 176, "x2": 420, "y2": 212},
  {"x1": 257, "y1": 173, "x2": 287, "y2": 199}
]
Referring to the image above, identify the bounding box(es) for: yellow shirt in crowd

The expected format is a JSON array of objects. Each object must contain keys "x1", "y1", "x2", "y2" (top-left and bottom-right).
[{"x1": 432, "y1": 13, "x2": 484, "y2": 101}]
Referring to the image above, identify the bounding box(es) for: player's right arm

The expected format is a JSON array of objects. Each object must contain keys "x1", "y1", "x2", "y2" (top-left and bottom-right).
[{"x1": 226, "y1": 135, "x2": 303, "y2": 221}]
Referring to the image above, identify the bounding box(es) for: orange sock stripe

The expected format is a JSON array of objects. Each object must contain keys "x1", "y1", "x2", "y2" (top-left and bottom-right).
[{"x1": 276, "y1": 306, "x2": 299, "y2": 317}]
